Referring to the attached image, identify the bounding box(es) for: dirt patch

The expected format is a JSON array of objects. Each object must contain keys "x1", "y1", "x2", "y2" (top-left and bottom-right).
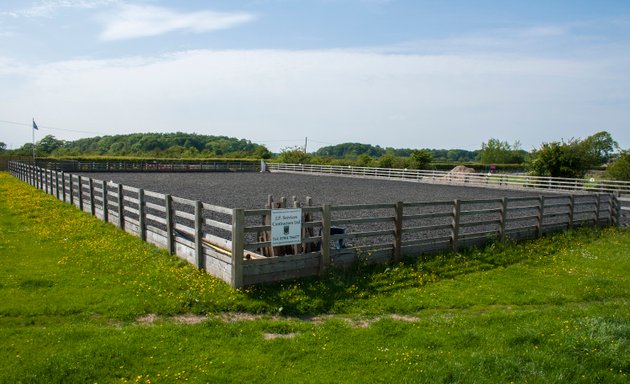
[
  {"x1": 173, "y1": 314, "x2": 207, "y2": 325},
  {"x1": 263, "y1": 332, "x2": 298, "y2": 340},
  {"x1": 389, "y1": 314, "x2": 420, "y2": 322},
  {"x1": 134, "y1": 312, "x2": 420, "y2": 328},
  {"x1": 136, "y1": 313, "x2": 159, "y2": 324}
]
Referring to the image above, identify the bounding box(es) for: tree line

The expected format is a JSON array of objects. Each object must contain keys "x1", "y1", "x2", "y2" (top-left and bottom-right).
[
  {"x1": 1, "y1": 130, "x2": 628, "y2": 181},
  {"x1": 2, "y1": 132, "x2": 272, "y2": 159}
]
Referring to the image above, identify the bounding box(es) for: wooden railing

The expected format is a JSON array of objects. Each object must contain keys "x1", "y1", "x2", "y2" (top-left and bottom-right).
[
  {"x1": 8, "y1": 161, "x2": 625, "y2": 288},
  {"x1": 268, "y1": 163, "x2": 630, "y2": 195}
]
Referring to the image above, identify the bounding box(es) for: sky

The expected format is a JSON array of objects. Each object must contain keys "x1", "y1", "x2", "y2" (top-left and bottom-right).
[{"x1": 1, "y1": 0, "x2": 629, "y2": 153}]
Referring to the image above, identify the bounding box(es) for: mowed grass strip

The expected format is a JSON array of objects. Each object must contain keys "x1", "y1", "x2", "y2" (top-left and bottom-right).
[{"x1": 1, "y1": 172, "x2": 628, "y2": 383}]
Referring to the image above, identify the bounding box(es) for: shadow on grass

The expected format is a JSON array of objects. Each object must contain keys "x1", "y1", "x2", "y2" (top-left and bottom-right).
[{"x1": 239, "y1": 228, "x2": 603, "y2": 316}]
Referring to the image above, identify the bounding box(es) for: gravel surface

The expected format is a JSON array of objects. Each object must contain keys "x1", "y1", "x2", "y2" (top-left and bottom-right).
[
  {"x1": 79, "y1": 171, "x2": 548, "y2": 208},
  {"x1": 77, "y1": 171, "x2": 620, "y2": 248}
]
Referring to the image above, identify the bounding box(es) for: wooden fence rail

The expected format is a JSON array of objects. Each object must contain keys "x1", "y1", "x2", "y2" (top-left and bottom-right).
[
  {"x1": 268, "y1": 162, "x2": 630, "y2": 195},
  {"x1": 7, "y1": 161, "x2": 626, "y2": 288}
]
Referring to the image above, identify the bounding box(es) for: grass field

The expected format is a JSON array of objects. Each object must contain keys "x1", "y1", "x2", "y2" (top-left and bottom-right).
[{"x1": 1, "y1": 172, "x2": 628, "y2": 383}]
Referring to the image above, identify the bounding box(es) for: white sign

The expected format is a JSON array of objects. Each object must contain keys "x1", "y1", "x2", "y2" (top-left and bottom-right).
[{"x1": 271, "y1": 208, "x2": 302, "y2": 246}]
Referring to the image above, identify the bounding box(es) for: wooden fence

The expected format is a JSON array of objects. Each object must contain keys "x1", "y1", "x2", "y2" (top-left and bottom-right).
[
  {"x1": 8, "y1": 161, "x2": 625, "y2": 288},
  {"x1": 268, "y1": 162, "x2": 630, "y2": 195},
  {"x1": 35, "y1": 158, "x2": 260, "y2": 173}
]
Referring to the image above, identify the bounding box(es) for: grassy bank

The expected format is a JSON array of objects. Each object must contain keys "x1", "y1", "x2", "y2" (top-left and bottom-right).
[{"x1": 1, "y1": 172, "x2": 628, "y2": 383}]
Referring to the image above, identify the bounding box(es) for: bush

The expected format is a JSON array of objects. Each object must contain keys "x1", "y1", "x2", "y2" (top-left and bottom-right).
[{"x1": 605, "y1": 150, "x2": 630, "y2": 181}]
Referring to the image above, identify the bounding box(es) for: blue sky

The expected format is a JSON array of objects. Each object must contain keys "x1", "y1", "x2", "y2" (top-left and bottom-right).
[{"x1": 1, "y1": 0, "x2": 629, "y2": 153}]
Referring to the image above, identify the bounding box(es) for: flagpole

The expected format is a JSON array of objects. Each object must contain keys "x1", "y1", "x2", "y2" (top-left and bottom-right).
[{"x1": 32, "y1": 118, "x2": 36, "y2": 164}]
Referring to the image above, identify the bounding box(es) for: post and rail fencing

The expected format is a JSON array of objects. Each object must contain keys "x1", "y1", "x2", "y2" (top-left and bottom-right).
[
  {"x1": 7, "y1": 161, "x2": 627, "y2": 288},
  {"x1": 268, "y1": 162, "x2": 630, "y2": 196}
]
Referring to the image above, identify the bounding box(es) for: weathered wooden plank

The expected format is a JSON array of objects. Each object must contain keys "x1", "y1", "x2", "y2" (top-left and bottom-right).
[
  {"x1": 331, "y1": 229, "x2": 394, "y2": 241},
  {"x1": 402, "y1": 211, "x2": 452, "y2": 220},
  {"x1": 203, "y1": 219, "x2": 232, "y2": 232},
  {"x1": 459, "y1": 208, "x2": 501, "y2": 216},
  {"x1": 459, "y1": 219, "x2": 501, "y2": 228},
  {"x1": 123, "y1": 206, "x2": 139, "y2": 216},
  {"x1": 401, "y1": 223, "x2": 452, "y2": 233},
  {"x1": 202, "y1": 202, "x2": 233, "y2": 215},
  {"x1": 404, "y1": 200, "x2": 454, "y2": 208},
  {"x1": 174, "y1": 222, "x2": 195, "y2": 237},
  {"x1": 144, "y1": 190, "x2": 165, "y2": 199},
  {"x1": 145, "y1": 201, "x2": 166, "y2": 212},
  {"x1": 331, "y1": 203, "x2": 395, "y2": 211},
  {"x1": 122, "y1": 185, "x2": 140, "y2": 193},
  {"x1": 331, "y1": 216, "x2": 395, "y2": 226},
  {"x1": 174, "y1": 210, "x2": 195, "y2": 221},
  {"x1": 401, "y1": 236, "x2": 452, "y2": 248},
  {"x1": 172, "y1": 195, "x2": 196, "y2": 206}
]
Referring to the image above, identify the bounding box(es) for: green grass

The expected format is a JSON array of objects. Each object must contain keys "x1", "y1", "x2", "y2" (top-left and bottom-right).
[{"x1": 1, "y1": 172, "x2": 628, "y2": 383}]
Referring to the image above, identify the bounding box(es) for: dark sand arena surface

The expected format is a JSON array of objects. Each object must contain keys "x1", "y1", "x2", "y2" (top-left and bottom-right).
[{"x1": 80, "y1": 172, "x2": 548, "y2": 208}]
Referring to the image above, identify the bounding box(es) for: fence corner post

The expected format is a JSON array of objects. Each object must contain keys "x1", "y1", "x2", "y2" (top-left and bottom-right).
[
  {"x1": 320, "y1": 204, "x2": 332, "y2": 275},
  {"x1": 231, "y1": 208, "x2": 245, "y2": 288},
  {"x1": 451, "y1": 199, "x2": 461, "y2": 251},
  {"x1": 393, "y1": 201, "x2": 403, "y2": 262}
]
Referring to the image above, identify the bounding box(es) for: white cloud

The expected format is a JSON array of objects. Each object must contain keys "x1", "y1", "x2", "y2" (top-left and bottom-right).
[
  {"x1": 2, "y1": 47, "x2": 628, "y2": 152},
  {"x1": 99, "y1": 4, "x2": 256, "y2": 41},
  {"x1": 1, "y1": 0, "x2": 119, "y2": 18}
]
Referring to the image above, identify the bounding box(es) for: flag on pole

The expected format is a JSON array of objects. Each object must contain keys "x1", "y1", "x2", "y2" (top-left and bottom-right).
[{"x1": 32, "y1": 119, "x2": 38, "y2": 130}]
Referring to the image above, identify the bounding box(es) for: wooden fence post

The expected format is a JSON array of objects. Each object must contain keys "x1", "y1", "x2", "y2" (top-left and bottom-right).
[
  {"x1": 61, "y1": 172, "x2": 66, "y2": 203},
  {"x1": 320, "y1": 204, "x2": 331, "y2": 274},
  {"x1": 55, "y1": 171, "x2": 60, "y2": 200},
  {"x1": 89, "y1": 178, "x2": 95, "y2": 216},
  {"x1": 537, "y1": 196, "x2": 545, "y2": 237},
  {"x1": 231, "y1": 208, "x2": 245, "y2": 288},
  {"x1": 77, "y1": 177, "x2": 84, "y2": 212},
  {"x1": 594, "y1": 194, "x2": 601, "y2": 227},
  {"x1": 568, "y1": 195, "x2": 575, "y2": 229},
  {"x1": 102, "y1": 180, "x2": 108, "y2": 223},
  {"x1": 138, "y1": 189, "x2": 146, "y2": 241},
  {"x1": 614, "y1": 193, "x2": 621, "y2": 227},
  {"x1": 69, "y1": 175, "x2": 74, "y2": 206},
  {"x1": 117, "y1": 183, "x2": 124, "y2": 230},
  {"x1": 194, "y1": 200, "x2": 204, "y2": 270},
  {"x1": 165, "y1": 194, "x2": 174, "y2": 254},
  {"x1": 393, "y1": 201, "x2": 403, "y2": 262},
  {"x1": 499, "y1": 197, "x2": 508, "y2": 241},
  {"x1": 451, "y1": 199, "x2": 461, "y2": 251}
]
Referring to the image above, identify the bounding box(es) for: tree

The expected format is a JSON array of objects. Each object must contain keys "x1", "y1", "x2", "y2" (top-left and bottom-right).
[
  {"x1": 0, "y1": 142, "x2": 6, "y2": 153},
  {"x1": 530, "y1": 132, "x2": 619, "y2": 178},
  {"x1": 37, "y1": 135, "x2": 64, "y2": 155},
  {"x1": 605, "y1": 150, "x2": 630, "y2": 181},
  {"x1": 410, "y1": 149, "x2": 433, "y2": 169},
  {"x1": 581, "y1": 131, "x2": 617, "y2": 165},
  {"x1": 276, "y1": 147, "x2": 311, "y2": 164},
  {"x1": 479, "y1": 138, "x2": 525, "y2": 164}
]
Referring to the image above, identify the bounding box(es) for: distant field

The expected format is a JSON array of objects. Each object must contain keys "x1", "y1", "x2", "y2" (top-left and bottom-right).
[
  {"x1": 78, "y1": 171, "x2": 549, "y2": 208},
  {"x1": 1, "y1": 172, "x2": 629, "y2": 383}
]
